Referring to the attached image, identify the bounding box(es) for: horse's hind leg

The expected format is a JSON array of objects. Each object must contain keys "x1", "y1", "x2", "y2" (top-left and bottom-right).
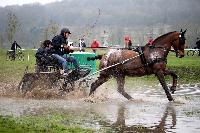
[
  {"x1": 116, "y1": 76, "x2": 132, "y2": 100},
  {"x1": 156, "y1": 71, "x2": 173, "y2": 101},
  {"x1": 164, "y1": 69, "x2": 177, "y2": 94},
  {"x1": 89, "y1": 75, "x2": 110, "y2": 95}
]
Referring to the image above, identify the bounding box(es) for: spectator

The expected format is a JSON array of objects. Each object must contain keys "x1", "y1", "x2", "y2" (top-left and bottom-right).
[
  {"x1": 196, "y1": 37, "x2": 200, "y2": 56},
  {"x1": 124, "y1": 35, "x2": 132, "y2": 49},
  {"x1": 147, "y1": 36, "x2": 154, "y2": 46},
  {"x1": 10, "y1": 41, "x2": 21, "y2": 60},
  {"x1": 91, "y1": 39, "x2": 100, "y2": 53},
  {"x1": 79, "y1": 38, "x2": 86, "y2": 52}
]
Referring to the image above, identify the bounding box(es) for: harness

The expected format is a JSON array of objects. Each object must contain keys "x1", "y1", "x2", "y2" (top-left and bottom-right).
[
  {"x1": 133, "y1": 46, "x2": 166, "y2": 74},
  {"x1": 134, "y1": 47, "x2": 147, "y2": 66}
]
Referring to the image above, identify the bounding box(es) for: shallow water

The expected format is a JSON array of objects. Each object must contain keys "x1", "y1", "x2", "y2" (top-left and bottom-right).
[{"x1": 0, "y1": 82, "x2": 200, "y2": 133}]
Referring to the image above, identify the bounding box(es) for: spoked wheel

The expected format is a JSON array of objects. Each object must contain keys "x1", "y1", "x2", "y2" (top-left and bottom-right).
[
  {"x1": 6, "y1": 51, "x2": 13, "y2": 61},
  {"x1": 187, "y1": 50, "x2": 195, "y2": 56},
  {"x1": 18, "y1": 52, "x2": 25, "y2": 61}
]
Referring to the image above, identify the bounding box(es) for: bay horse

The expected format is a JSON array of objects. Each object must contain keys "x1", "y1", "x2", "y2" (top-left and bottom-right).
[{"x1": 89, "y1": 30, "x2": 186, "y2": 101}]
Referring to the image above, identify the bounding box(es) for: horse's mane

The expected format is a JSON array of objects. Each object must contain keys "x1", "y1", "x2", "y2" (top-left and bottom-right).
[{"x1": 153, "y1": 31, "x2": 177, "y2": 44}]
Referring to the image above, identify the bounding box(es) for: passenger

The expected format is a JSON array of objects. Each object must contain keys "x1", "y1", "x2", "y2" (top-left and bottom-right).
[
  {"x1": 35, "y1": 40, "x2": 53, "y2": 71},
  {"x1": 51, "y1": 28, "x2": 80, "y2": 75},
  {"x1": 10, "y1": 41, "x2": 21, "y2": 60}
]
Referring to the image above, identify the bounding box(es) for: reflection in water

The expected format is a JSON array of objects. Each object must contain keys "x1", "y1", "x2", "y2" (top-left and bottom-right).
[
  {"x1": 98, "y1": 103, "x2": 176, "y2": 133},
  {"x1": 1, "y1": 96, "x2": 200, "y2": 132}
]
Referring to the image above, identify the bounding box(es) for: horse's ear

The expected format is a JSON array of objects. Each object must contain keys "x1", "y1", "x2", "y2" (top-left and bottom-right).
[
  {"x1": 183, "y1": 29, "x2": 187, "y2": 34},
  {"x1": 180, "y1": 29, "x2": 183, "y2": 32}
]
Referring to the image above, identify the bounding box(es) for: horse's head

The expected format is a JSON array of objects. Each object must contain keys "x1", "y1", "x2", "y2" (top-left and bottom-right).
[{"x1": 172, "y1": 29, "x2": 187, "y2": 58}]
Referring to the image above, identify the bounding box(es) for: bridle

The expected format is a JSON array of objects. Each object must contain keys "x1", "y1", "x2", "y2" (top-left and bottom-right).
[
  {"x1": 171, "y1": 32, "x2": 186, "y2": 54},
  {"x1": 149, "y1": 30, "x2": 186, "y2": 57}
]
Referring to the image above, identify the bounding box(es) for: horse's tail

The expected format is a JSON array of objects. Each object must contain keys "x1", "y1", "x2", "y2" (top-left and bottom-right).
[{"x1": 87, "y1": 55, "x2": 103, "y2": 61}]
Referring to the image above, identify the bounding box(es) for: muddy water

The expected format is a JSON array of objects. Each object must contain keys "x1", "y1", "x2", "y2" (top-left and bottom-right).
[{"x1": 0, "y1": 82, "x2": 200, "y2": 133}]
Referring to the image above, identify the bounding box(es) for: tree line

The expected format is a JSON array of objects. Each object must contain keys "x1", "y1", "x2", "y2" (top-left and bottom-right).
[{"x1": 0, "y1": 0, "x2": 200, "y2": 48}]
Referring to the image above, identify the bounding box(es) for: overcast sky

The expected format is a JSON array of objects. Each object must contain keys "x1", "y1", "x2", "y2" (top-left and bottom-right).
[{"x1": 0, "y1": 0, "x2": 62, "y2": 7}]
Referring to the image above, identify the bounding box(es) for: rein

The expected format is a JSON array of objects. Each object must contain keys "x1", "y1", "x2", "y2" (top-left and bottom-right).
[
  {"x1": 149, "y1": 45, "x2": 176, "y2": 53},
  {"x1": 78, "y1": 35, "x2": 181, "y2": 81},
  {"x1": 78, "y1": 53, "x2": 142, "y2": 81},
  {"x1": 78, "y1": 45, "x2": 169, "y2": 81}
]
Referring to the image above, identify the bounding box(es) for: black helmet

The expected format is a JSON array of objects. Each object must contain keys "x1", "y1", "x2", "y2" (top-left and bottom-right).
[{"x1": 61, "y1": 28, "x2": 71, "y2": 35}]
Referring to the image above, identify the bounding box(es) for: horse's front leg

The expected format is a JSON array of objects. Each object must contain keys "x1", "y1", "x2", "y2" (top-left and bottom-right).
[
  {"x1": 156, "y1": 70, "x2": 174, "y2": 101},
  {"x1": 164, "y1": 69, "x2": 178, "y2": 94},
  {"x1": 89, "y1": 74, "x2": 110, "y2": 96},
  {"x1": 116, "y1": 75, "x2": 132, "y2": 100}
]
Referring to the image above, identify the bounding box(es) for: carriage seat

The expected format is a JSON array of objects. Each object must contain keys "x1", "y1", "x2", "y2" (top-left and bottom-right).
[{"x1": 35, "y1": 55, "x2": 60, "y2": 72}]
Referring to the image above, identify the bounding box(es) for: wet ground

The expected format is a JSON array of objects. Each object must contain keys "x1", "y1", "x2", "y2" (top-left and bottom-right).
[{"x1": 0, "y1": 81, "x2": 200, "y2": 132}]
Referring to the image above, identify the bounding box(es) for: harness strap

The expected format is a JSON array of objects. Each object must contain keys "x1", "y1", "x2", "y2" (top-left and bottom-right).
[
  {"x1": 137, "y1": 47, "x2": 149, "y2": 74},
  {"x1": 134, "y1": 46, "x2": 167, "y2": 74}
]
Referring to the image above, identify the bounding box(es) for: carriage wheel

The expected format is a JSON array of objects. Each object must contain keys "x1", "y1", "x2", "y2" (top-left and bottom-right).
[
  {"x1": 18, "y1": 80, "x2": 32, "y2": 96},
  {"x1": 6, "y1": 51, "x2": 12, "y2": 61},
  {"x1": 78, "y1": 79, "x2": 90, "y2": 89},
  {"x1": 59, "y1": 81, "x2": 75, "y2": 96},
  {"x1": 187, "y1": 50, "x2": 195, "y2": 56},
  {"x1": 17, "y1": 52, "x2": 25, "y2": 61}
]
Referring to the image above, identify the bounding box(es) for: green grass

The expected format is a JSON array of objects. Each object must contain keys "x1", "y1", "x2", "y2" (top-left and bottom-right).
[
  {"x1": 0, "y1": 115, "x2": 94, "y2": 133},
  {"x1": 166, "y1": 52, "x2": 200, "y2": 82},
  {"x1": 0, "y1": 49, "x2": 36, "y2": 82},
  {"x1": 0, "y1": 48, "x2": 200, "y2": 83}
]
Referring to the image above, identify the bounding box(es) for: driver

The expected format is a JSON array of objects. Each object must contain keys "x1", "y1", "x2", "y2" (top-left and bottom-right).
[{"x1": 51, "y1": 28, "x2": 80, "y2": 75}]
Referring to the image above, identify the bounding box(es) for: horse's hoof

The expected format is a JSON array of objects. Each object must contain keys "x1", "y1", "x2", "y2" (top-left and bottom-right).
[
  {"x1": 168, "y1": 97, "x2": 174, "y2": 101},
  {"x1": 129, "y1": 98, "x2": 135, "y2": 101},
  {"x1": 170, "y1": 86, "x2": 176, "y2": 94},
  {"x1": 89, "y1": 92, "x2": 93, "y2": 96}
]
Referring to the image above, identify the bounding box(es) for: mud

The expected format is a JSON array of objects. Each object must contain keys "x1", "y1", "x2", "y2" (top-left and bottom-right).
[{"x1": 0, "y1": 81, "x2": 200, "y2": 132}]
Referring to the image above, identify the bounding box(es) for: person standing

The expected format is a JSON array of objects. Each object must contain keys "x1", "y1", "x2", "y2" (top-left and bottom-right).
[
  {"x1": 10, "y1": 41, "x2": 21, "y2": 60},
  {"x1": 196, "y1": 37, "x2": 200, "y2": 56},
  {"x1": 124, "y1": 35, "x2": 132, "y2": 50},
  {"x1": 79, "y1": 38, "x2": 86, "y2": 52},
  {"x1": 147, "y1": 36, "x2": 154, "y2": 46},
  {"x1": 91, "y1": 39, "x2": 100, "y2": 53}
]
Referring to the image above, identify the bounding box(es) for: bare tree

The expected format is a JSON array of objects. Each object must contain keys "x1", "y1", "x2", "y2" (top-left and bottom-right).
[
  {"x1": 43, "y1": 28, "x2": 49, "y2": 40},
  {"x1": 49, "y1": 20, "x2": 59, "y2": 37},
  {"x1": 0, "y1": 33, "x2": 3, "y2": 48},
  {"x1": 43, "y1": 20, "x2": 59, "y2": 40},
  {"x1": 6, "y1": 11, "x2": 20, "y2": 44}
]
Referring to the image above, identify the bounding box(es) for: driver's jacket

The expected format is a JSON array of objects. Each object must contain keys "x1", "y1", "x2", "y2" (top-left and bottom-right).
[
  {"x1": 52, "y1": 35, "x2": 67, "y2": 55},
  {"x1": 52, "y1": 34, "x2": 72, "y2": 55}
]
